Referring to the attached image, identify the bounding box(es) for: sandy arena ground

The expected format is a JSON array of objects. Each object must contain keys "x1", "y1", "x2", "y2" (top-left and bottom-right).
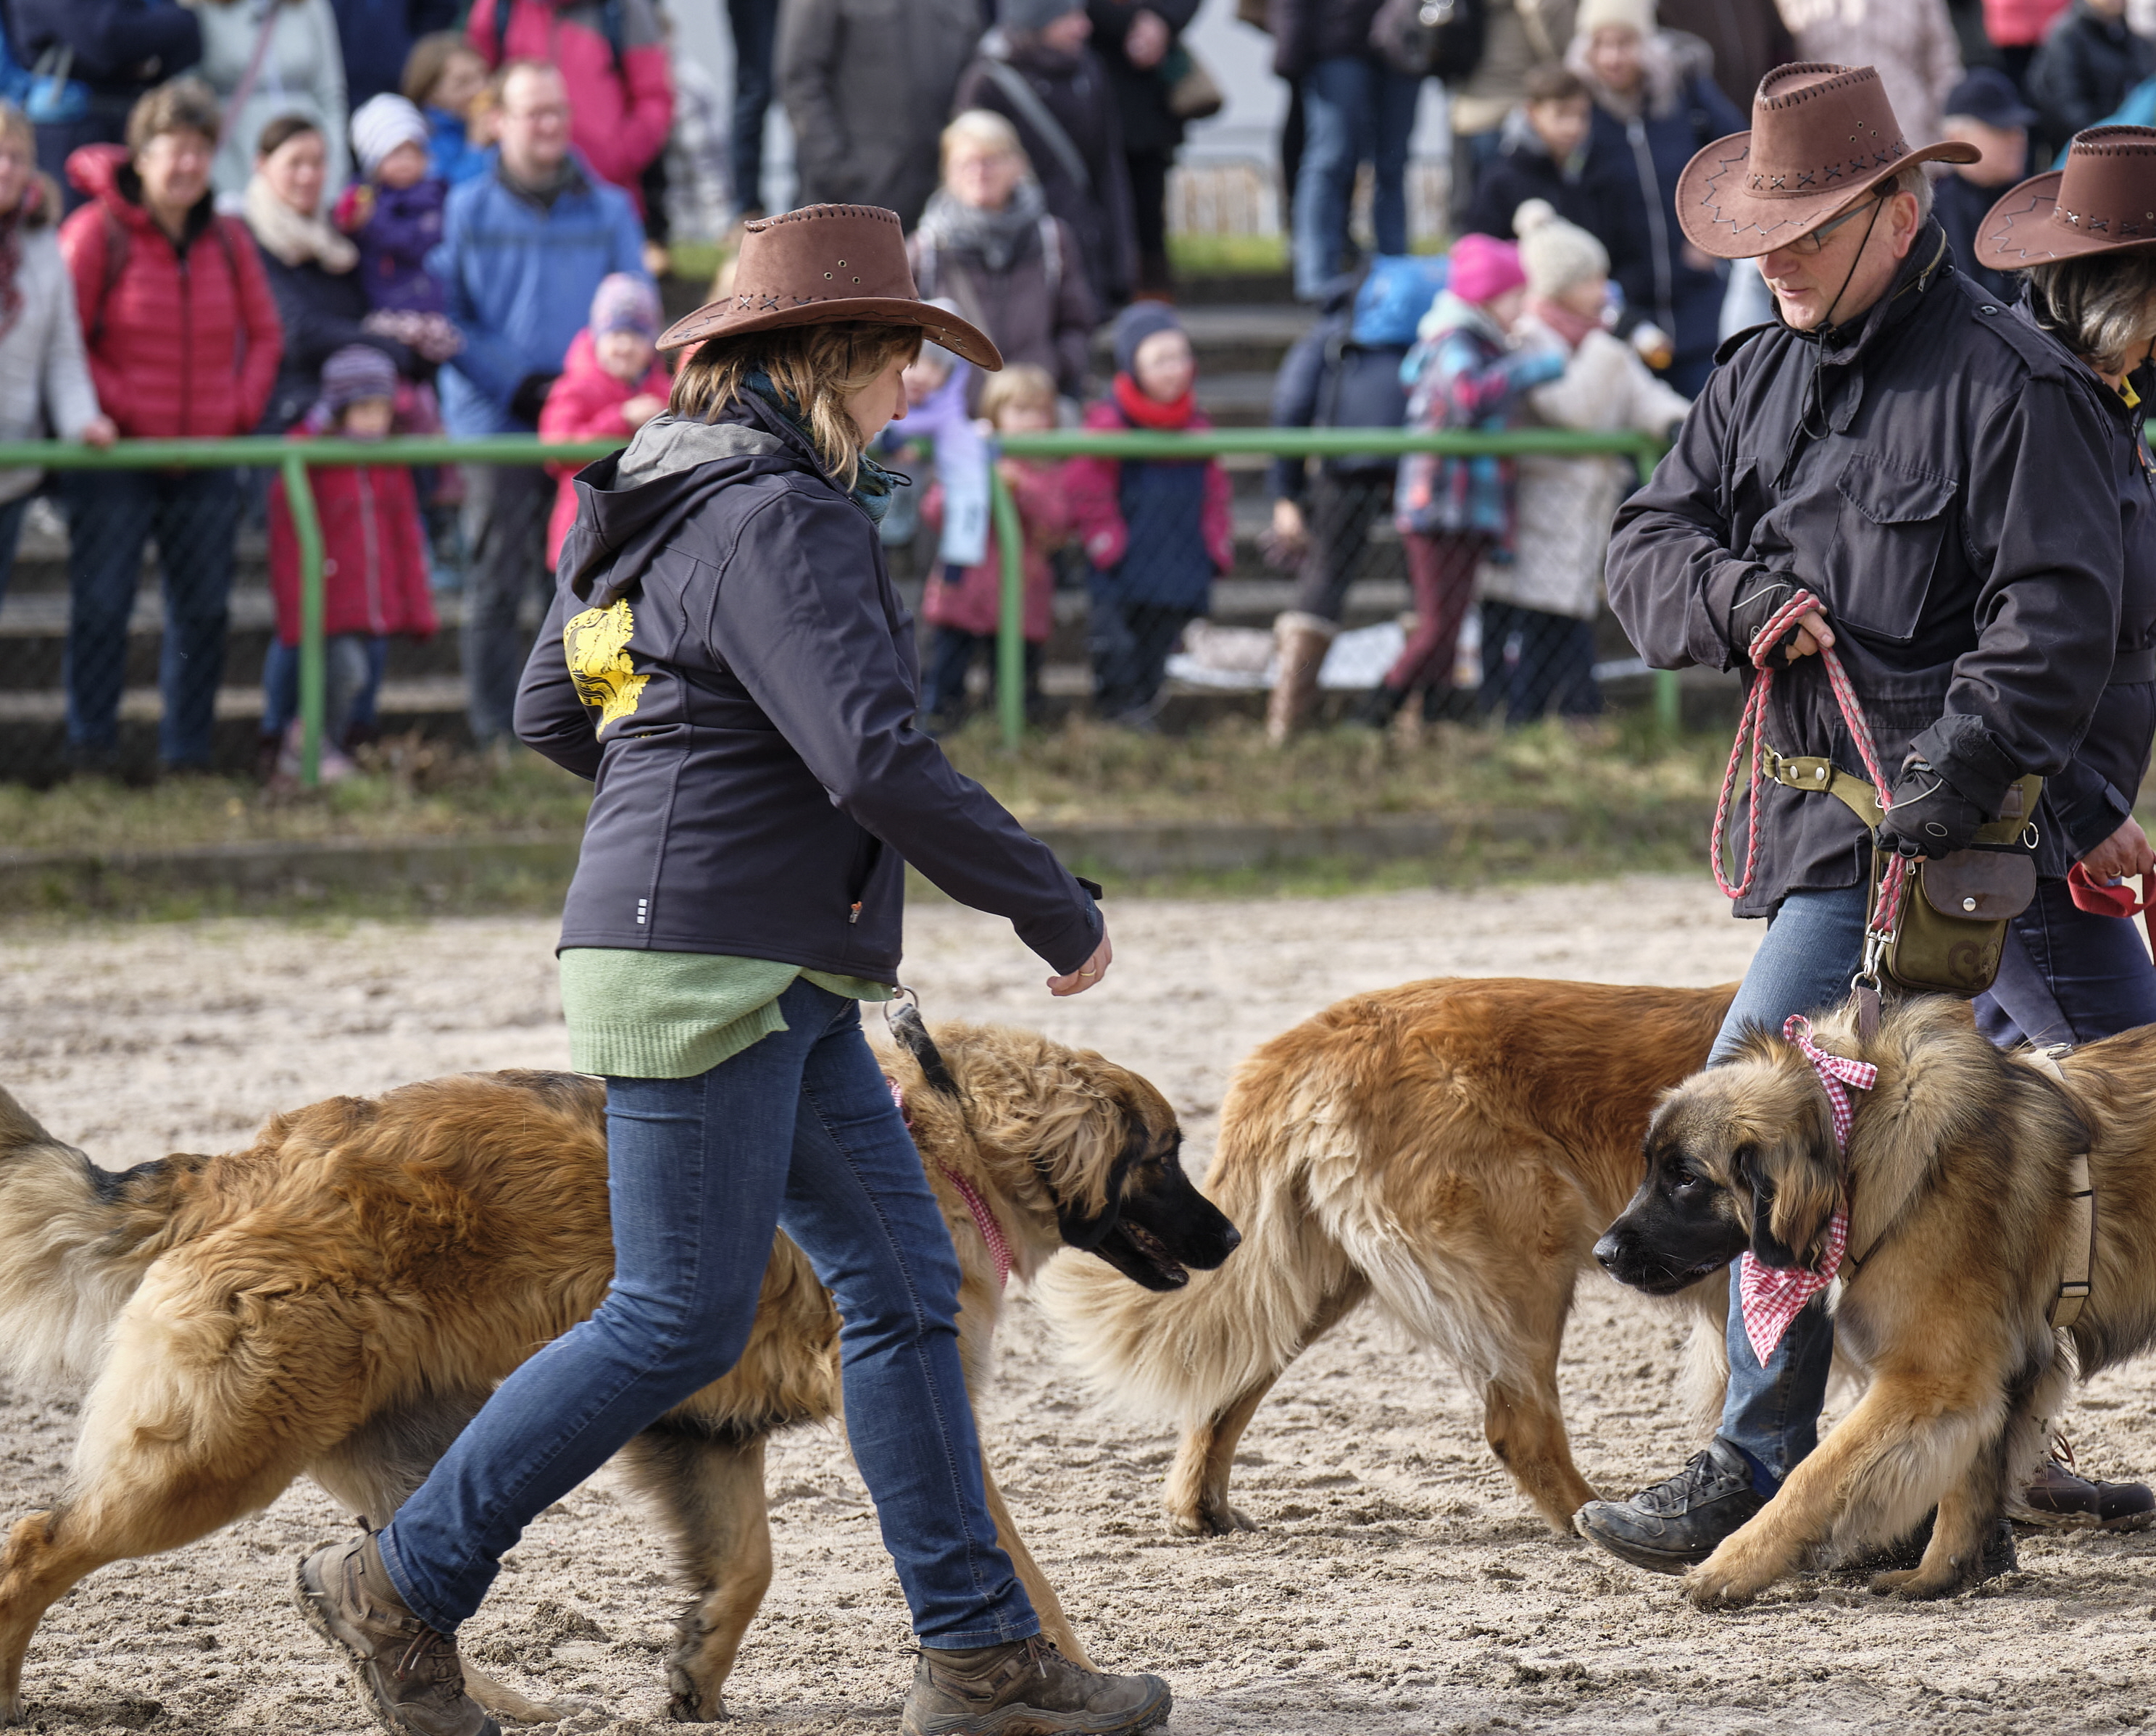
[{"x1": 5, "y1": 877, "x2": 2156, "y2": 1735}]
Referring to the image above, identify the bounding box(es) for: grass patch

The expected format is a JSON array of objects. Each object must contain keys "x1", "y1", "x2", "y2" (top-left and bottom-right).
[
  {"x1": 1167, "y1": 233, "x2": 1289, "y2": 277},
  {"x1": 0, "y1": 717, "x2": 1731, "y2": 915},
  {"x1": 937, "y1": 714, "x2": 1726, "y2": 829}
]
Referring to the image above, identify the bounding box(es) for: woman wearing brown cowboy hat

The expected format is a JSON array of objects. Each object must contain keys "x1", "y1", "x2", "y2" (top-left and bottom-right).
[
  {"x1": 291, "y1": 204, "x2": 1168, "y2": 1736},
  {"x1": 1586, "y1": 63, "x2": 2129, "y2": 1582},
  {"x1": 1962, "y1": 128, "x2": 2156, "y2": 1528}
]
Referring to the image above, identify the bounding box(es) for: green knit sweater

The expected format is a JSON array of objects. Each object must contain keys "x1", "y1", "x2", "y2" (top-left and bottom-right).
[{"x1": 559, "y1": 948, "x2": 891, "y2": 1079}]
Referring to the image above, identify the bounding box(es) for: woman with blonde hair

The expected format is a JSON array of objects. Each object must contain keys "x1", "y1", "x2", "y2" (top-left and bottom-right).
[
  {"x1": 912, "y1": 109, "x2": 1098, "y2": 407},
  {"x1": 292, "y1": 205, "x2": 1165, "y2": 1736}
]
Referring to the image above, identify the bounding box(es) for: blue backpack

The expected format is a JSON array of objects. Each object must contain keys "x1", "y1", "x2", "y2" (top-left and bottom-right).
[{"x1": 1351, "y1": 254, "x2": 1449, "y2": 349}]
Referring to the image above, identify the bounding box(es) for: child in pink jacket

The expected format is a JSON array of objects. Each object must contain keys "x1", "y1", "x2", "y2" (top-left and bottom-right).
[
  {"x1": 920, "y1": 364, "x2": 1070, "y2": 733},
  {"x1": 539, "y1": 274, "x2": 672, "y2": 566}
]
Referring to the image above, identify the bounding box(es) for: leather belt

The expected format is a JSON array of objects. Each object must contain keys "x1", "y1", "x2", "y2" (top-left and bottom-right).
[{"x1": 2110, "y1": 646, "x2": 2156, "y2": 685}]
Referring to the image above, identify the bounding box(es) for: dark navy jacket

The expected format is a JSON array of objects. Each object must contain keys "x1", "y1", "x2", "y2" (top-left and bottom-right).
[
  {"x1": 1267, "y1": 276, "x2": 1410, "y2": 496},
  {"x1": 2034, "y1": 352, "x2": 2156, "y2": 874},
  {"x1": 1608, "y1": 228, "x2": 2123, "y2": 917},
  {"x1": 514, "y1": 401, "x2": 1104, "y2": 979}
]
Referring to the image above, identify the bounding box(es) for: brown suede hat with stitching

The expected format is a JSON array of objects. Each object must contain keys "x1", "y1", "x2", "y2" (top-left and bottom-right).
[
  {"x1": 1976, "y1": 126, "x2": 2156, "y2": 267},
  {"x1": 658, "y1": 204, "x2": 1004, "y2": 370},
  {"x1": 1676, "y1": 62, "x2": 1979, "y2": 259}
]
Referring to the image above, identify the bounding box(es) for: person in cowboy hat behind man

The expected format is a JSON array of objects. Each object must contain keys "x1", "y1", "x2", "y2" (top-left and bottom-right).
[
  {"x1": 1586, "y1": 64, "x2": 2131, "y2": 1577},
  {"x1": 291, "y1": 204, "x2": 1165, "y2": 1736}
]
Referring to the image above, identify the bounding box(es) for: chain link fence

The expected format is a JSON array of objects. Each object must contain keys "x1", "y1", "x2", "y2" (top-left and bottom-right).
[{"x1": 0, "y1": 428, "x2": 1668, "y2": 788}]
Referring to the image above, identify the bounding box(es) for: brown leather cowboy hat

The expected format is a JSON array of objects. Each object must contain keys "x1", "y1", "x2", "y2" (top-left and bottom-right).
[
  {"x1": 658, "y1": 204, "x2": 1004, "y2": 370},
  {"x1": 1676, "y1": 62, "x2": 1978, "y2": 260},
  {"x1": 1976, "y1": 126, "x2": 2156, "y2": 267}
]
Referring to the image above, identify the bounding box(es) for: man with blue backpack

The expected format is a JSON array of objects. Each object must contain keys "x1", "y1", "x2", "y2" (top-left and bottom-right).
[
  {"x1": 1263, "y1": 251, "x2": 1444, "y2": 743},
  {"x1": 5, "y1": 0, "x2": 201, "y2": 209}
]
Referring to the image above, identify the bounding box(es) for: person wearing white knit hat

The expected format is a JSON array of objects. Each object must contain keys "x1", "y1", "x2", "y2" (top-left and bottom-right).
[
  {"x1": 1478, "y1": 195, "x2": 1689, "y2": 723},
  {"x1": 349, "y1": 95, "x2": 432, "y2": 185},
  {"x1": 1565, "y1": 0, "x2": 1742, "y2": 393}
]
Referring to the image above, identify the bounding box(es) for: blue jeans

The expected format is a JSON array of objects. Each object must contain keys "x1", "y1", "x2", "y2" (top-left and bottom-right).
[
  {"x1": 1291, "y1": 55, "x2": 1422, "y2": 299},
  {"x1": 62, "y1": 469, "x2": 241, "y2": 766},
  {"x1": 1709, "y1": 883, "x2": 1870, "y2": 1485},
  {"x1": 378, "y1": 980, "x2": 1038, "y2": 1648},
  {"x1": 1974, "y1": 873, "x2": 2156, "y2": 1049},
  {"x1": 726, "y1": 0, "x2": 780, "y2": 212}
]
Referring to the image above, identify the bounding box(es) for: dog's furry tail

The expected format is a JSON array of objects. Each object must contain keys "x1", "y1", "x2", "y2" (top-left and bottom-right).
[
  {"x1": 1034, "y1": 1068, "x2": 1363, "y2": 1428},
  {"x1": 0, "y1": 1087, "x2": 192, "y2": 1394}
]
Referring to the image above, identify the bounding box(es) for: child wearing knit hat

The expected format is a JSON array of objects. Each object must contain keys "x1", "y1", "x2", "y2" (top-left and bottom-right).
[
  {"x1": 336, "y1": 95, "x2": 457, "y2": 358},
  {"x1": 1476, "y1": 198, "x2": 1689, "y2": 723},
  {"x1": 262, "y1": 344, "x2": 439, "y2": 781},
  {"x1": 537, "y1": 274, "x2": 674, "y2": 565},
  {"x1": 1368, "y1": 232, "x2": 1565, "y2": 729},
  {"x1": 1063, "y1": 303, "x2": 1235, "y2": 722}
]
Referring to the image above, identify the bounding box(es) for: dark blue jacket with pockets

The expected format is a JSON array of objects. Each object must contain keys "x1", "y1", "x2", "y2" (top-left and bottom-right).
[{"x1": 514, "y1": 398, "x2": 1104, "y2": 980}]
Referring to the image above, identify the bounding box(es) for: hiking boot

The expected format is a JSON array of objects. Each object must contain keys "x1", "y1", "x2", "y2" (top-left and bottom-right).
[
  {"x1": 294, "y1": 1534, "x2": 498, "y2": 1736},
  {"x1": 2018, "y1": 1454, "x2": 2156, "y2": 1530},
  {"x1": 1573, "y1": 1437, "x2": 1766, "y2": 1574},
  {"x1": 901, "y1": 1635, "x2": 1170, "y2": 1736}
]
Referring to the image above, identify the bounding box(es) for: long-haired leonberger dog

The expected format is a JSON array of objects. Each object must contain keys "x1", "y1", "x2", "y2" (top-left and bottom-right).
[
  {"x1": 1594, "y1": 994, "x2": 2156, "y2": 1608},
  {"x1": 0, "y1": 1021, "x2": 1238, "y2": 1726},
  {"x1": 1038, "y1": 977, "x2": 1737, "y2": 1538}
]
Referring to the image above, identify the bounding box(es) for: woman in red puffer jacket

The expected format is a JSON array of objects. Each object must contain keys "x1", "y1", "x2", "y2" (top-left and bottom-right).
[{"x1": 56, "y1": 77, "x2": 283, "y2": 773}]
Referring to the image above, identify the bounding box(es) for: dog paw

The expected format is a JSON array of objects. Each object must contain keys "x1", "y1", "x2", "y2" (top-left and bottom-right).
[
  {"x1": 1165, "y1": 1501, "x2": 1254, "y2": 1537},
  {"x1": 665, "y1": 1663, "x2": 725, "y2": 1723},
  {"x1": 1681, "y1": 1565, "x2": 1762, "y2": 1611},
  {"x1": 1866, "y1": 1566, "x2": 1964, "y2": 1602}
]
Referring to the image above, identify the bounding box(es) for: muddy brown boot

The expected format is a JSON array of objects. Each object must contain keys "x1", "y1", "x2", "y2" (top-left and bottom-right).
[
  {"x1": 2020, "y1": 1452, "x2": 2156, "y2": 1530},
  {"x1": 902, "y1": 1635, "x2": 1170, "y2": 1736},
  {"x1": 294, "y1": 1534, "x2": 499, "y2": 1736},
  {"x1": 1265, "y1": 611, "x2": 1336, "y2": 746}
]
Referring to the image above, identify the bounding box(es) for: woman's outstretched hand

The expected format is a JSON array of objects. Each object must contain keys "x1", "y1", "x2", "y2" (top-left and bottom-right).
[{"x1": 1048, "y1": 929, "x2": 1113, "y2": 996}]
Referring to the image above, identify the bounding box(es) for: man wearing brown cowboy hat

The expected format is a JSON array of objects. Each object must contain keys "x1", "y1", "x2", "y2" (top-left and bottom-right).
[{"x1": 1586, "y1": 63, "x2": 2128, "y2": 1576}]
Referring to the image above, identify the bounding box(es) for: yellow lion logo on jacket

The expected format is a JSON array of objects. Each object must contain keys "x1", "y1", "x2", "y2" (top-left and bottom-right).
[{"x1": 563, "y1": 599, "x2": 649, "y2": 734}]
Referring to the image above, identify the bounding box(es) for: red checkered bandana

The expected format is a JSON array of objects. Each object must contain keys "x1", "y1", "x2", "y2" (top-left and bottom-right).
[{"x1": 1736, "y1": 1016, "x2": 1874, "y2": 1364}]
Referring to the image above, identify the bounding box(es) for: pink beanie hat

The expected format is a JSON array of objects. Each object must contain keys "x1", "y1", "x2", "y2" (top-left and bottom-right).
[{"x1": 1447, "y1": 233, "x2": 1526, "y2": 306}]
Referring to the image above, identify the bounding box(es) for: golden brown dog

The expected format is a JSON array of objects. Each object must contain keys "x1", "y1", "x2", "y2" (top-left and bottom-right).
[
  {"x1": 0, "y1": 1021, "x2": 1237, "y2": 1726},
  {"x1": 1593, "y1": 994, "x2": 2155, "y2": 1607},
  {"x1": 1038, "y1": 977, "x2": 1736, "y2": 1537}
]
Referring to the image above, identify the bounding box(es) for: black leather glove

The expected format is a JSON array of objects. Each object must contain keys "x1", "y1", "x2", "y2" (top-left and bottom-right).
[
  {"x1": 1727, "y1": 575, "x2": 1802, "y2": 668},
  {"x1": 1876, "y1": 759, "x2": 1989, "y2": 859},
  {"x1": 509, "y1": 371, "x2": 561, "y2": 425}
]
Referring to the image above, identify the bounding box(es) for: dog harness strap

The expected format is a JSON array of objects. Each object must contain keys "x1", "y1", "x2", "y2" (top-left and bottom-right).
[
  {"x1": 938, "y1": 1164, "x2": 1014, "y2": 1291},
  {"x1": 2026, "y1": 1047, "x2": 2097, "y2": 1330},
  {"x1": 1738, "y1": 1015, "x2": 1876, "y2": 1364}
]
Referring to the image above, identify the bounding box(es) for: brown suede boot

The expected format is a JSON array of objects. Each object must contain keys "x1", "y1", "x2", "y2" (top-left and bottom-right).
[
  {"x1": 294, "y1": 1534, "x2": 499, "y2": 1736},
  {"x1": 1265, "y1": 612, "x2": 1336, "y2": 746},
  {"x1": 901, "y1": 1635, "x2": 1170, "y2": 1736}
]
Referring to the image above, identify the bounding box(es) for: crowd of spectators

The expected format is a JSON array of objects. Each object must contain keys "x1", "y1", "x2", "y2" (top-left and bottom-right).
[{"x1": 1, "y1": 0, "x2": 2153, "y2": 772}]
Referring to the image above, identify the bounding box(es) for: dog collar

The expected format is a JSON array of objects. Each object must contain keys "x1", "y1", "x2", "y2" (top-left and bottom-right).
[
  {"x1": 1737, "y1": 1017, "x2": 1873, "y2": 1362},
  {"x1": 888, "y1": 1077, "x2": 1013, "y2": 1290}
]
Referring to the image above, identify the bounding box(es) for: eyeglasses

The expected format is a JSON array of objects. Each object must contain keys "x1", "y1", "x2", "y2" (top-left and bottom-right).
[{"x1": 1784, "y1": 194, "x2": 1886, "y2": 256}]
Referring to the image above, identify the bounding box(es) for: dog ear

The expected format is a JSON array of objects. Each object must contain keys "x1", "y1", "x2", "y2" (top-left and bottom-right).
[{"x1": 1740, "y1": 1112, "x2": 1841, "y2": 1270}]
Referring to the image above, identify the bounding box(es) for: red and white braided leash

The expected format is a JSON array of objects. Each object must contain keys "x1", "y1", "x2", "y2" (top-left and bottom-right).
[
  {"x1": 1710, "y1": 588, "x2": 1909, "y2": 943},
  {"x1": 1736, "y1": 1014, "x2": 1876, "y2": 1363}
]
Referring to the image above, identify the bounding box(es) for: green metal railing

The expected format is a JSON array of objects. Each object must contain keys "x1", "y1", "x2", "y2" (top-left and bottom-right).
[
  {"x1": 0, "y1": 425, "x2": 1675, "y2": 779},
  {"x1": 0, "y1": 435, "x2": 616, "y2": 785}
]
